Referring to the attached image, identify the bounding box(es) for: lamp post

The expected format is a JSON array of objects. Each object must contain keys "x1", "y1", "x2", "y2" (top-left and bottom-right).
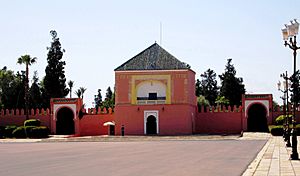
[
  {"x1": 282, "y1": 19, "x2": 300, "y2": 160},
  {"x1": 278, "y1": 72, "x2": 291, "y2": 147}
]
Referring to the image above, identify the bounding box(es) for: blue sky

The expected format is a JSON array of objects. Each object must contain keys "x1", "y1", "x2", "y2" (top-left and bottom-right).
[{"x1": 0, "y1": 0, "x2": 299, "y2": 107}]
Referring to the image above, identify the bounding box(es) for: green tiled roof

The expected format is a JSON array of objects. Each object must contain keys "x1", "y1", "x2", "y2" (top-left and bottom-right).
[{"x1": 115, "y1": 43, "x2": 190, "y2": 71}]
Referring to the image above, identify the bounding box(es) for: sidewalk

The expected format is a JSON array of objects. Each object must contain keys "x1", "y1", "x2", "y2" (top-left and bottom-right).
[{"x1": 243, "y1": 136, "x2": 300, "y2": 176}]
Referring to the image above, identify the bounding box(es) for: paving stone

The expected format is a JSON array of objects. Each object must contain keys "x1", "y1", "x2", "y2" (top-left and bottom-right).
[{"x1": 242, "y1": 136, "x2": 300, "y2": 176}]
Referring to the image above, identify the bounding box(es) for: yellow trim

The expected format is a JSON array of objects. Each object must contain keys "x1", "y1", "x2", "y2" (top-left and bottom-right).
[{"x1": 131, "y1": 75, "x2": 171, "y2": 104}]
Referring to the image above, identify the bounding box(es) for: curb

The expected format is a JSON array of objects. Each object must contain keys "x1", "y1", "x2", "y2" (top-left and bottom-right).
[{"x1": 242, "y1": 137, "x2": 272, "y2": 176}]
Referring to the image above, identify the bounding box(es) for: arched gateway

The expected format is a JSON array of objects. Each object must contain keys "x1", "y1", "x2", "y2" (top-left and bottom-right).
[
  {"x1": 243, "y1": 94, "x2": 272, "y2": 132},
  {"x1": 56, "y1": 107, "x2": 75, "y2": 135},
  {"x1": 247, "y1": 104, "x2": 269, "y2": 132},
  {"x1": 51, "y1": 98, "x2": 82, "y2": 135}
]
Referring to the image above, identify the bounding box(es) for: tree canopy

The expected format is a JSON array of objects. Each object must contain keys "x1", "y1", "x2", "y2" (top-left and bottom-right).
[
  {"x1": 93, "y1": 87, "x2": 115, "y2": 111},
  {"x1": 290, "y1": 70, "x2": 300, "y2": 105},
  {"x1": 94, "y1": 89, "x2": 103, "y2": 110},
  {"x1": 68, "y1": 80, "x2": 74, "y2": 98},
  {"x1": 0, "y1": 67, "x2": 25, "y2": 109},
  {"x1": 17, "y1": 54, "x2": 37, "y2": 119},
  {"x1": 29, "y1": 71, "x2": 43, "y2": 109},
  {"x1": 43, "y1": 30, "x2": 68, "y2": 107},
  {"x1": 196, "y1": 69, "x2": 219, "y2": 105},
  {"x1": 219, "y1": 58, "x2": 245, "y2": 106}
]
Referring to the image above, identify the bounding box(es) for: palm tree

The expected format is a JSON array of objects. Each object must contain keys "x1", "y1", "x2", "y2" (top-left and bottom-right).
[
  {"x1": 79, "y1": 87, "x2": 87, "y2": 99},
  {"x1": 17, "y1": 55, "x2": 37, "y2": 120},
  {"x1": 68, "y1": 80, "x2": 74, "y2": 98},
  {"x1": 75, "y1": 89, "x2": 82, "y2": 99}
]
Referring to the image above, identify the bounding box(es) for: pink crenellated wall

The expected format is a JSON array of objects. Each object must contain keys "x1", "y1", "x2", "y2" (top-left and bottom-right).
[
  {"x1": 0, "y1": 107, "x2": 115, "y2": 136},
  {"x1": 0, "y1": 108, "x2": 51, "y2": 127},
  {"x1": 2, "y1": 104, "x2": 300, "y2": 136},
  {"x1": 195, "y1": 105, "x2": 245, "y2": 134}
]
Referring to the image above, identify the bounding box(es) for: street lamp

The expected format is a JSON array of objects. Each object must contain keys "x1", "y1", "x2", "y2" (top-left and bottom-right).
[
  {"x1": 282, "y1": 19, "x2": 300, "y2": 160},
  {"x1": 278, "y1": 72, "x2": 291, "y2": 147}
]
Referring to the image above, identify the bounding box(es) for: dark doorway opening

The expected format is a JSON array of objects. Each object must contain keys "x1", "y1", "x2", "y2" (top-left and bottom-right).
[
  {"x1": 56, "y1": 107, "x2": 75, "y2": 135},
  {"x1": 146, "y1": 115, "x2": 157, "y2": 135},
  {"x1": 247, "y1": 104, "x2": 269, "y2": 132},
  {"x1": 109, "y1": 125, "x2": 115, "y2": 135}
]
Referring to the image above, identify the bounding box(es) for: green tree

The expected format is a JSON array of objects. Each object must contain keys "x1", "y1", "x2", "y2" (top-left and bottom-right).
[
  {"x1": 272, "y1": 100, "x2": 280, "y2": 111},
  {"x1": 68, "y1": 80, "x2": 74, "y2": 98},
  {"x1": 94, "y1": 89, "x2": 103, "y2": 110},
  {"x1": 74, "y1": 87, "x2": 87, "y2": 99},
  {"x1": 102, "y1": 86, "x2": 115, "y2": 110},
  {"x1": 197, "y1": 95, "x2": 210, "y2": 107},
  {"x1": 43, "y1": 30, "x2": 68, "y2": 107},
  {"x1": 29, "y1": 71, "x2": 43, "y2": 109},
  {"x1": 79, "y1": 87, "x2": 87, "y2": 99},
  {"x1": 17, "y1": 55, "x2": 37, "y2": 119},
  {"x1": 215, "y1": 96, "x2": 230, "y2": 106},
  {"x1": 195, "y1": 79, "x2": 201, "y2": 96},
  {"x1": 219, "y1": 58, "x2": 245, "y2": 106},
  {"x1": 14, "y1": 71, "x2": 26, "y2": 109},
  {"x1": 197, "y1": 69, "x2": 219, "y2": 105},
  {"x1": 0, "y1": 67, "x2": 25, "y2": 109},
  {"x1": 105, "y1": 86, "x2": 113, "y2": 100},
  {"x1": 75, "y1": 89, "x2": 82, "y2": 98}
]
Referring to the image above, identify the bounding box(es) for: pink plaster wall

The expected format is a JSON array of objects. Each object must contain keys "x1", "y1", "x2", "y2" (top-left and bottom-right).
[
  {"x1": 79, "y1": 114, "x2": 114, "y2": 136},
  {"x1": 114, "y1": 104, "x2": 195, "y2": 135},
  {"x1": 0, "y1": 108, "x2": 51, "y2": 128},
  {"x1": 195, "y1": 106, "x2": 244, "y2": 134},
  {"x1": 195, "y1": 112, "x2": 243, "y2": 134}
]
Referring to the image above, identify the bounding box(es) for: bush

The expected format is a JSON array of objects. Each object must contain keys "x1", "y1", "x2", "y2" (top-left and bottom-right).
[
  {"x1": 12, "y1": 126, "x2": 35, "y2": 138},
  {"x1": 275, "y1": 115, "x2": 292, "y2": 125},
  {"x1": 30, "y1": 126, "x2": 49, "y2": 138},
  {"x1": 24, "y1": 119, "x2": 41, "y2": 127},
  {"x1": 270, "y1": 125, "x2": 300, "y2": 136},
  {"x1": 12, "y1": 126, "x2": 49, "y2": 139},
  {"x1": 270, "y1": 125, "x2": 283, "y2": 136},
  {"x1": 4, "y1": 125, "x2": 17, "y2": 138}
]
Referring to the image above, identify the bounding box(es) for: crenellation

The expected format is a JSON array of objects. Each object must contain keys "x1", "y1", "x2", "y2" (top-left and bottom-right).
[
  {"x1": 41, "y1": 108, "x2": 45, "y2": 115},
  {"x1": 16, "y1": 109, "x2": 20, "y2": 115},
  {"x1": 228, "y1": 106, "x2": 232, "y2": 112},
  {"x1": 46, "y1": 108, "x2": 50, "y2": 115},
  {"x1": 103, "y1": 108, "x2": 107, "y2": 114},
  {"x1": 108, "y1": 107, "x2": 113, "y2": 114},
  {"x1": 233, "y1": 105, "x2": 237, "y2": 112}
]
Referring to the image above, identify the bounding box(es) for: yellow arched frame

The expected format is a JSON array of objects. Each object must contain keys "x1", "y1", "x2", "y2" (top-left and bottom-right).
[{"x1": 131, "y1": 75, "x2": 171, "y2": 104}]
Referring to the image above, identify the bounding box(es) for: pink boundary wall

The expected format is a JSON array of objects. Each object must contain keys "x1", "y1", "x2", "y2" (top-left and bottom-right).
[
  {"x1": 0, "y1": 108, "x2": 51, "y2": 127},
  {"x1": 79, "y1": 108, "x2": 114, "y2": 136},
  {"x1": 0, "y1": 107, "x2": 115, "y2": 136},
  {"x1": 1, "y1": 105, "x2": 300, "y2": 136},
  {"x1": 195, "y1": 105, "x2": 244, "y2": 134}
]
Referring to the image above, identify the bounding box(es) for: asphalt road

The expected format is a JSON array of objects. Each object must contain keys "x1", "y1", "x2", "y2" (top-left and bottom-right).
[{"x1": 0, "y1": 140, "x2": 266, "y2": 176}]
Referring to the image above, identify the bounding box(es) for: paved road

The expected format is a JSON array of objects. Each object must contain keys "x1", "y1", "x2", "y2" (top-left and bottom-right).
[{"x1": 0, "y1": 140, "x2": 266, "y2": 176}]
